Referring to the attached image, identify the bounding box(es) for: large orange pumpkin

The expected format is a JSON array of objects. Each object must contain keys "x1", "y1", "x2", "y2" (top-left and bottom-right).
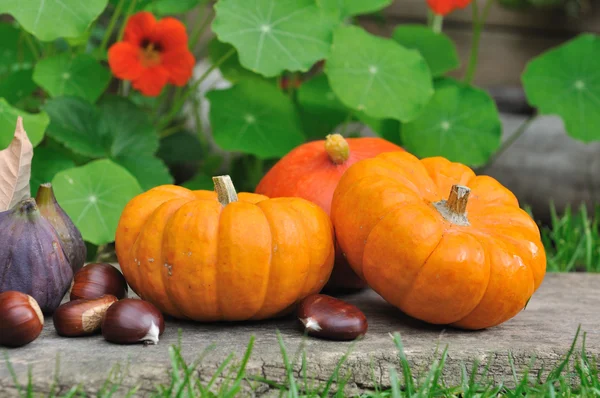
[
  {"x1": 256, "y1": 134, "x2": 403, "y2": 292},
  {"x1": 331, "y1": 151, "x2": 546, "y2": 330},
  {"x1": 115, "y1": 176, "x2": 335, "y2": 321}
]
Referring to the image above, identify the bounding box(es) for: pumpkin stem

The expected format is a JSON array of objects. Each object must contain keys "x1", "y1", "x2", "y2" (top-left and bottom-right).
[
  {"x1": 325, "y1": 134, "x2": 350, "y2": 165},
  {"x1": 212, "y1": 175, "x2": 238, "y2": 206},
  {"x1": 433, "y1": 184, "x2": 470, "y2": 226}
]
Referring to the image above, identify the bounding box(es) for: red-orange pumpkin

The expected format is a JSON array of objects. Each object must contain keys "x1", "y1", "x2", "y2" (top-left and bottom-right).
[
  {"x1": 256, "y1": 134, "x2": 403, "y2": 292},
  {"x1": 331, "y1": 151, "x2": 546, "y2": 330},
  {"x1": 115, "y1": 176, "x2": 335, "y2": 321}
]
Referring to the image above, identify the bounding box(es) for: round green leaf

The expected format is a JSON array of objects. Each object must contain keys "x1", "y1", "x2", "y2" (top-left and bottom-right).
[
  {"x1": 30, "y1": 146, "x2": 76, "y2": 195},
  {"x1": 0, "y1": 98, "x2": 49, "y2": 149},
  {"x1": 325, "y1": 25, "x2": 434, "y2": 122},
  {"x1": 392, "y1": 25, "x2": 459, "y2": 77},
  {"x1": 401, "y1": 78, "x2": 502, "y2": 167},
  {"x1": 208, "y1": 38, "x2": 265, "y2": 83},
  {"x1": 43, "y1": 96, "x2": 159, "y2": 159},
  {"x1": 182, "y1": 172, "x2": 214, "y2": 190},
  {"x1": 207, "y1": 79, "x2": 305, "y2": 158},
  {"x1": 317, "y1": 0, "x2": 393, "y2": 17},
  {"x1": 212, "y1": 0, "x2": 337, "y2": 77},
  {"x1": 52, "y1": 159, "x2": 143, "y2": 245},
  {"x1": 114, "y1": 155, "x2": 173, "y2": 190},
  {"x1": 33, "y1": 53, "x2": 111, "y2": 103},
  {"x1": 0, "y1": 69, "x2": 38, "y2": 105},
  {"x1": 522, "y1": 33, "x2": 600, "y2": 142},
  {"x1": 0, "y1": 23, "x2": 35, "y2": 77},
  {"x1": 297, "y1": 74, "x2": 348, "y2": 139},
  {"x1": 0, "y1": 0, "x2": 109, "y2": 42}
]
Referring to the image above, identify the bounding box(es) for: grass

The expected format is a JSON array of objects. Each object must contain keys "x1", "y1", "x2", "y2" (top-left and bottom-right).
[
  {"x1": 4, "y1": 327, "x2": 599, "y2": 397},
  {"x1": 528, "y1": 202, "x2": 600, "y2": 272}
]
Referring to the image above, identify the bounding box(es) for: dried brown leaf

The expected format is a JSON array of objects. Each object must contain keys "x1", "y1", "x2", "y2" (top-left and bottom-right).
[{"x1": 0, "y1": 117, "x2": 33, "y2": 211}]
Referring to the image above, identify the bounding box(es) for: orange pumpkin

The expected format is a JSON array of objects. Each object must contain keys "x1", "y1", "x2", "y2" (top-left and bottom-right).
[
  {"x1": 256, "y1": 133, "x2": 403, "y2": 292},
  {"x1": 331, "y1": 151, "x2": 546, "y2": 330},
  {"x1": 115, "y1": 176, "x2": 335, "y2": 321}
]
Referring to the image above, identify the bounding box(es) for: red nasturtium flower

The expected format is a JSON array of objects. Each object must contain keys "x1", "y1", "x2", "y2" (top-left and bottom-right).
[
  {"x1": 108, "y1": 12, "x2": 195, "y2": 96},
  {"x1": 427, "y1": 0, "x2": 472, "y2": 16}
]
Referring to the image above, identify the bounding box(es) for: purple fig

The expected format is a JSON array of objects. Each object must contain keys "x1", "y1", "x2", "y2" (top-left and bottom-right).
[
  {"x1": 35, "y1": 183, "x2": 86, "y2": 273},
  {"x1": 0, "y1": 198, "x2": 73, "y2": 313}
]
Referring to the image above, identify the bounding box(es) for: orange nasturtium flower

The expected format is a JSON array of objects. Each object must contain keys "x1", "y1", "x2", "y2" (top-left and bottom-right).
[
  {"x1": 427, "y1": 0, "x2": 472, "y2": 16},
  {"x1": 108, "y1": 12, "x2": 195, "y2": 97}
]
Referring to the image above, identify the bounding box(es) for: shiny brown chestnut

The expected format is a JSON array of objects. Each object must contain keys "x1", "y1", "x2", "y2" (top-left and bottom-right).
[
  {"x1": 70, "y1": 263, "x2": 128, "y2": 301},
  {"x1": 53, "y1": 295, "x2": 118, "y2": 337},
  {"x1": 0, "y1": 291, "x2": 44, "y2": 347},
  {"x1": 297, "y1": 294, "x2": 368, "y2": 341},
  {"x1": 101, "y1": 299, "x2": 165, "y2": 345}
]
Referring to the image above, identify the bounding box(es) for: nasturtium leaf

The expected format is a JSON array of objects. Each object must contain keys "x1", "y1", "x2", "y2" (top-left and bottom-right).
[
  {"x1": 44, "y1": 97, "x2": 105, "y2": 157},
  {"x1": 355, "y1": 111, "x2": 402, "y2": 145},
  {"x1": 157, "y1": 131, "x2": 204, "y2": 164},
  {"x1": 96, "y1": 96, "x2": 159, "y2": 157},
  {"x1": 325, "y1": 25, "x2": 434, "y2": 122},
  {"x1": 182, "y1": 172, "x2": 214, "y2": 190},
  {"x1": 297, "y1": 74, "x2": 348, "y2": 139},
  {"x1": 401, "y1": 78, "x2": 502, "y2": 166},
  {"x1": 144, "y1": 0, "x2": 206, "y2": 15},
  {"x1": 392, "y1": 25, "x2": 459, "y2": 77},
  {"x1": 0, "y1": 23, "x2": 35, "y2": 77},
  {"x1": 44, "y1": 96, "x2": 159, "y2": 159},
  {"x1": 317, "y1": 0, "x2": 393, "y2": 17},
  {"x1": 0, "y1": 69, "x2": 38, "y2": 105},
  {"x1": 0, "y1": 0, "x2": 109, "y2": 42},
  {"x1": 52, "y1": 159, "x2": 143, "y2": 245},
  {"x1": 114, "y1": 155, "x2": 173, "y2": 190},
  {"x1": 0, "y1": 99, "x2": 49, "y2": 149},
  {"x1": 208, "y1": 38, "x2": 264, "y2": 83},
  {"x1": 522, "y1": 34, "x2": 600, "y2": 142},
  {"x1": 207, "y1": 79, "x2": 305, "y2": 158},
  {"x1": 30, "y1": 147, "x2": 76, "y2": 194},
  {"x1": 33, "y1": 53, "x2": 111, "y2": 102},
  {"x1": 212, "y1": 0, "x2": 337, "y2": 77}
]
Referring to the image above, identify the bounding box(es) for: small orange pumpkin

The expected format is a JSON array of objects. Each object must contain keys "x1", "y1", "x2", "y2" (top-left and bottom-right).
[
  {"x1": 331, "y1": 151, "x2": 546, "y2": 330},
  {"x1": 256, "y1": 133, "x2": 403, "y2": 292},
  {"x1": 115, "y1": 176, "x2": 335, "y2": 322}
]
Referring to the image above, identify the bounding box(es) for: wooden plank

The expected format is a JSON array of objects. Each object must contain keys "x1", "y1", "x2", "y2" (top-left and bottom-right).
[
  {"x1": 360, "y1": 19, "x2": 569, "y2": 87},
  {"x1": 384, "y1": 0, "x2": 600, "y2": 34}
]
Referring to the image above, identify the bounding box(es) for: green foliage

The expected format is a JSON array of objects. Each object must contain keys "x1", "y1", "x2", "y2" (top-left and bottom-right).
[
  {"x1": 144, "y1": 0, "x2": 207, "y2": 15},
  {"x1": 297, "y1": 74, "x2": 348, "y2": 139},
  {"x1": 52, "y1": 159, "x2": 143, "y2": 245},
  {"x1": 33, "y1": 54, "x2": 111, "y2": 102},
  {"x1": 522, "y1": 34, "x2": 600, "y2": 142},
  {"x1": 30, "y1": 147, "x2": 76, "y2": 194},
  {"x1": 402, "y1": 78, "x2": 502, "y2": 166},
  {"x1": 212, "y1": 0, "x2": 337, "y2": 77},
  {"x1": 325, "y1": 25, "x2": 433, "y2": 122},
  {"x1": 0, "y1": 23, "x2": 35, "y2": 77},
  {"x1": 207, "y1": 79, "x2": 305, "y2": 158},
  {"x1": 392, "y1": 25, "x2": 460, "y2": 77},
  {"x1": 0, "y1": 99, "x2": 49, "y2": 149},
  {"x1": 0, "y1": 69, "x2": 38, "y2": 105},
  {"x1": 317, "y1": 0, "x2": 394, "y2": 18},
  {"x1": 0, "y1": 0, "x2": 109, "y2": 41}
]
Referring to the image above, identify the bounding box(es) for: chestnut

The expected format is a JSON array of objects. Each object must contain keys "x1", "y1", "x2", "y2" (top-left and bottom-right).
[
  {"x1": 53, "y1": 295, "x2": 118, "y2": 337},
  {"x1": 0, "y1": 291, "x2": 44, "y2": 347},
  {"x1": 101, "y1": 299, "x2": 165, "y2": 345},
  {"x1": 297, "y1": 294, "x2": 368, "y2": 341},
  {"x1": 70, "y1": 263, "x2": 128, "y2": 301}
]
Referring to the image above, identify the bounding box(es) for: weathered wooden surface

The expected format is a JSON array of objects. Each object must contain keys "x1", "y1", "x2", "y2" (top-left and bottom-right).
[{"x1": 1, "y1": 274, "x2": 598, "y2": 396}]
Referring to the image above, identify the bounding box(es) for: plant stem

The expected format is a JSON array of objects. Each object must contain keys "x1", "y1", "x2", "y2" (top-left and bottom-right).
[
  {"x1": 431, "y1": 14, "x2": 444, "y2": 33},
  {"x1": 100, "y1": 0, "x2": 126, "y2": 53},
  {"x1": 157, "y1": 48, "x2": 235, "y2": 131},
  {"x1": 189, "y1": 9, "x2": 213, "y2": 51},
  {"x1": 485, "y1": 114, "x2": 536, "y2": 168},
  {"x1": 464, "y1": 0, "x2": 495, "y2": 84},
  {"x1": 117, "y1": 0, "x2": 139, "y2": 41},
  {"x1": 21, "y1": 32, "x2": 40, "y2": 60},
  {"x1": 159, "y1": 124, "x2": 185, "y2": 139}
]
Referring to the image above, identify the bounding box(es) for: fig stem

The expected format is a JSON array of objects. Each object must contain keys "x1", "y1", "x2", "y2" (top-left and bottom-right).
[
  {"x1": 432, "y1": 184, "x2": 471, "y2": 226},
  {"x1": 325, "y1": 134, "x2": 350, "y2": 165},
  {"x1": 35, "y1": 183, "x2": 57, "y2": 206},
  {"x1": 212, "y1": 175, "x2": 238, "y2": 206}
]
